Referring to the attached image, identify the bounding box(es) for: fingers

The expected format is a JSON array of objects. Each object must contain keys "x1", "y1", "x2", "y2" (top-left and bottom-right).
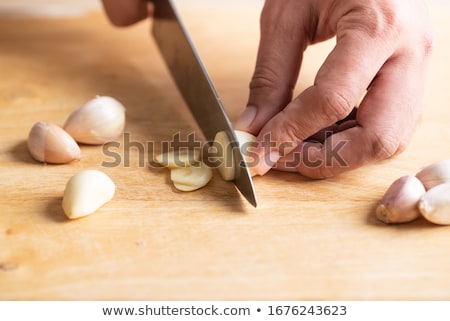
[
  {"x1": 235, "y1": 0, "x2": 310, "y2": 135},
  {"x1": 101, "y1": 0, "x2": 152, "y2": 26},
  {"x1": 275, "y1": 49, "x2": 429, "y2": 178},
  {"x1": 307, "y1": 107, "x2": 358, "y2": 143},
  {"x1": 251, "y1": 18, "x2": 400, "y2": 176}
]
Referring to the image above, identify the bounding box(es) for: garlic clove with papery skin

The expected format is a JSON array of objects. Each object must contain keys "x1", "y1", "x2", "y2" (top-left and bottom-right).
[
  {"x1": 416, "y1": 159, "x2": 450, "y2": 190},
  {"x1": 375, "y1": 175, "x2": 426, "y2": 224},
  {"x1": 63, "y1": 96, "x2": 126, "y2": 145},
  {"x1": 418, "y1": 182, "x2": 450, "y2": 225},
  {"x1": 27, "y1": 121, "x2": 80, "y2": 164}
]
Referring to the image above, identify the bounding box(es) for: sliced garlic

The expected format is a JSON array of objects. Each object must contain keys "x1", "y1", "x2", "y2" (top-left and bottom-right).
[
  {"x1": 27, "y1": 121, "x2": 80, "y2": 164},
  {"x1": 63, "y1": 96, "x2": 126, "y2": 145},
  {"x1": 375, "y1": 175, "x2": 425, "y2": 224},
  {"x1": 62, "y1": 169, "x2": 115, "y2": 219},
  {"x1": 170, "y1": 162, "x2": 213, "y2": 191},
  {"x1": 212, "y1": 129, "x2": 257, "y2": 181},
  {"x1": 154, "y1": 149, "x2": 201, "y2": 168},
  {"x1": 416, "y1": 159, "x2": 450, "y2": 190},
  {"x1": 418, "y1": 182, "x2": 450, "y2": 225}
]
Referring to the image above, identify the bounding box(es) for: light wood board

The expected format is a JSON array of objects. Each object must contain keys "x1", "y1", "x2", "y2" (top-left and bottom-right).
[{"x1": 1, "y1": 3, "x2": 450, "y2": 300}]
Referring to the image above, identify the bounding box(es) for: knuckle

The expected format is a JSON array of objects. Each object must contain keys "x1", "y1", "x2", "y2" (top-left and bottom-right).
[
  {"x1": 317, "y1": 88, "x2": 354, "y2": 125},
  {"x1": 369, "y1": 132, "x2": 401, "y2": 160},
  {"x1": 248, "y1": 64, "x2": 295, "y2": 109},
  {"x1": 249, "y1": 65, "x2": 281, "y2": 92},
  {"x1": 343, "y1": 2, "x2": 401, "y2": 39},
  {"x1": 282, "y1": 117, "x2": 310, "y2": 143}
]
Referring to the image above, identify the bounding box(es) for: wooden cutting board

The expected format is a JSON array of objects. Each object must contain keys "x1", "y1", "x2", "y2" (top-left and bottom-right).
[{"x1": 1, "y1": 3, "x2": 450, "y2": 300}]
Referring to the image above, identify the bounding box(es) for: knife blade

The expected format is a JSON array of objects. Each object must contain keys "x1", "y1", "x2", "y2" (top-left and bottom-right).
[{"x1": 151, "y1": 0, "x2": 257, "y2": 207}]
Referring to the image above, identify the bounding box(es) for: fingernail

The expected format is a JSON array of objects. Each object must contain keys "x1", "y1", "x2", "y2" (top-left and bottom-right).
[{"x1": 235, "y1": 106, "x2": 257, "y2": 130}]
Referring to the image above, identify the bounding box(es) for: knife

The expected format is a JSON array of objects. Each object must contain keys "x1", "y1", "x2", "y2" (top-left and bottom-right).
[{"x1": 151, "y1": 0, "x2": 257, "y2": 207}]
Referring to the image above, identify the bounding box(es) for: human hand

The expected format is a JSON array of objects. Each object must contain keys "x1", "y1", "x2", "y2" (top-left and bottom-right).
[
  {"x1": 101, "y1": 0, "x2": 152, "y2": 26},
  {"x1": 235, "y1": 0, "x2": 434, "y2": 179}
]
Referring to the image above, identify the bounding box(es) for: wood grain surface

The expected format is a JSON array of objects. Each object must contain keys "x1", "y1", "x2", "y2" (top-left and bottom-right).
[{"x1": 1, "y1": 2, "x2": 450, "y2": 300}]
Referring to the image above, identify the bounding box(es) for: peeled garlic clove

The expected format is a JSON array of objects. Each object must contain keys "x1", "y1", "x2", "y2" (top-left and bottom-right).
[
  {"x1": 154, "y1": 149, "x2": 201, "y2": 168},
  {"x1": 375, "y1": 175, "x2": 425, "y2": 224},
  {"x1": 418, "y1": 183, "x2": 450, "y2": 225},
  {"x1": 235, "y1": 130, "x2": 259, "y2": 177},
  {"x1": 170, "y1": 162, "x2": 213, "y2": 191},
  {"x1": 27, "y1": 121, "x2": 80, "y2": 164},
  {"x1": 62, "y1": 169, "x2": 115, "y2": 219},
  {"x1": 213, "y1": 131, "x2": 235, "y2": 181},
  {"x1": 416, "y1": 159, "x2": 450, "y2": 190},
  {"x1": 213, "y1": 130, "x2": 257, "y2": 181},
  {"x1": 63, "y1": 96, "x2": 126, "y2": 145}
]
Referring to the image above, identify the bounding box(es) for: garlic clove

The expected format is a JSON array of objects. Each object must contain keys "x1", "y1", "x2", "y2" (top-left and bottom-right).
[
  {"x1": 170, "y1": 162, "x2": 213, "y2": 191},
  {"x1": 418, "y1": 182, "x2": 450, "y2": 225},
  {"x1": 213, "y1": 130, "x2": 235, "y2": 181},
  {"x1": 154, "y1": 150, "x2": 201, "y2": 168},
  {"x1": 62, "y1": 169, "x2": 115, "y2": 219},
  {"x1": 375, "y1": 175, "x2": 426, "y2": 224},
  {"x1": 213, "y1": 130, "x2": 258, "y2": 181},
  {"x1": 63, "y1": 96, "x2": 126, "y2": 145},
  {"x1": 235, "y1": 130, "x2": 258, "y2": 177},
  {"x1": 27, "y1": 121, "x2": 80, "y2": 164},
  {"x1": 172, "y1": 182, "x2": 203, "y2": 192},
  {"x1": 416, "y1": 159, "x2": 450, "y2": 190}
]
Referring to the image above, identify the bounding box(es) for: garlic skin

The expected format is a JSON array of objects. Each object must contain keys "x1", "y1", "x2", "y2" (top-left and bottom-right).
[
  {"x1": 375, "y1": 175, "x2": 426, "y2": 224},
  {"x1": 63, "y1": 96, "x2": 126, "y2": 145},
  {"x1": 62, "y1": 169, "x2": 115, "y2": 219},
  {"x1": 416, "y1": 159, "x2": 450, "y2": 190},
  {"x1": 27, "y1": 121, "x2": 80, "y2": 164},
  {"x1": 419, "y1": 183, "x2": 450, "y2": 225}
]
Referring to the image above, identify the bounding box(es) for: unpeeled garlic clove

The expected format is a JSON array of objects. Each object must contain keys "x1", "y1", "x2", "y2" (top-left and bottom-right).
[
  {"x1": 27, "y1": 121, "x2": 80, "y2": 164},
  {"x1": 375, "y1": 175, "x2": 426, "y2": 224},
  {"x1": 418, "y1": 182, "x2": 450, "y2": 225},
  {"x1": 63, "y1": 96, "x2": 126, "y2": 145},
  {"x1": 62, "y1": 169, "x2": 116, "y2": 219},
  {"x1": 415, "y1": 159, "x2": 450, "y2": 190}
]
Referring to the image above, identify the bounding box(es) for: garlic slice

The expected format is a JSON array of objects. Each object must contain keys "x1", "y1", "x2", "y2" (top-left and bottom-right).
[
  {"x1": 170, "y1": 162, "x2": 213, "y2": 191},
  {"x1": 62, "y1": 169, "x2": 115, "y2": 219},
  {"x1": 63, "y1": 96, "x2": 126, "y2": 145}
]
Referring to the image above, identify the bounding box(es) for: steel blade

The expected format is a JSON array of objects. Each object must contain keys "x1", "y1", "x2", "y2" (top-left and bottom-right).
[{"x1": 152, "y1": 0, "x2": 257, "y2": 207}]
